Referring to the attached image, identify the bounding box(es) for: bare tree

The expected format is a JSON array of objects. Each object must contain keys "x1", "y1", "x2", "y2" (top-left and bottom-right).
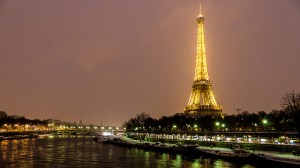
[
  {"x1": 280, "y1": 91, "x2": 300, "y2": 132},
  {"x1": 281, "y1": 91, "x2": 300, "y2": 113},
  {"x1": 123, "y1": 112, "x2": 151, "y2": 131},
  {"x1": 135, "y1": 112, "x2": 150, "y2": 128}
]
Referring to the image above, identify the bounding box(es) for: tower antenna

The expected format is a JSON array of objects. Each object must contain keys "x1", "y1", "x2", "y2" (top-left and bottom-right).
[{"x1": 198, "y1": 4, "x2": 203, "y2": 17}]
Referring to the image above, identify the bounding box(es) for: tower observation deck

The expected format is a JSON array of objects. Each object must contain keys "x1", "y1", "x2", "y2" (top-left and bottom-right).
[{"x1": 184, "y1": 9, "x2": 222, "y2": 116}]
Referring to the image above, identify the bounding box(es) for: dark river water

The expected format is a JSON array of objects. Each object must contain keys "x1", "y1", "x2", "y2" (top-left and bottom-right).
[{"x1": 0, "y1": 136, "x2": 257, "y2": 168}]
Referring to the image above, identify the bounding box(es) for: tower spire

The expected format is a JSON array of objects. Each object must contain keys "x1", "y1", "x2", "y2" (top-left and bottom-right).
[
  {"x1": 198, "y1": 4, "x2": 203, "y2": 18},
  {"x1": 184, "y1": 7, "x2": 222, "y2": 116}
]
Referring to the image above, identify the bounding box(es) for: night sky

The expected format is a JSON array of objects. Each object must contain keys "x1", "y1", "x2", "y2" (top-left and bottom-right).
[{"x1": 0, "y1": 0, "x2": 299, "y2": 125}]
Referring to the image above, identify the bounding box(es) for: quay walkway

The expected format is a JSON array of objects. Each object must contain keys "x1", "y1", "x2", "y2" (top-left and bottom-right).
[{"x1": 103, "y1": 136, "x2": 300, "y2": 167}]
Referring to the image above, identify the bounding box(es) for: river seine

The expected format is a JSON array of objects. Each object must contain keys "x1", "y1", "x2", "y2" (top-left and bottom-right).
[{"x1": 0, "y1": 136, "x2": 257, "y2": 168}]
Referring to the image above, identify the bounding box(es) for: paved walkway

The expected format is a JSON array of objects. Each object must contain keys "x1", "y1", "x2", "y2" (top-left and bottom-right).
[
  {"x1": 122, "y1": 137, "x2": 300, "y2": 160},
  {"x1": 197, "y1": 145, "x2": 300, "y2": 160}
]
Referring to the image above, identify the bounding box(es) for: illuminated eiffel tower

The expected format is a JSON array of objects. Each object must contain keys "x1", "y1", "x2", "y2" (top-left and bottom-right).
[{"x1": 184, "y1": 8, "x2": 222, "y2": 116}]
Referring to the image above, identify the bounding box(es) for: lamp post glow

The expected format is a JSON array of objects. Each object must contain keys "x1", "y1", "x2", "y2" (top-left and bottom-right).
[
  {"x1": 262, "y1": 119, "x2": 268, "y2": 131},
  {"x1": 215, "y1": 122, "x2": 220, "y2": 131},
  {"x1": 172, "y1": 125, "x2": 177, "y2": 131},
  {"x1": 262, "y1": 119, "x2": 268, "y2": 125},
  {"x1": 194, "y1": 124, "x2": 198, "y2": 131}
]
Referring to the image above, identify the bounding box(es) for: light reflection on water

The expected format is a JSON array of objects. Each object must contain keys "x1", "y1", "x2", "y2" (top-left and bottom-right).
[{"x1": 0, "y1": 136, "x2": 257, "y2": 168}]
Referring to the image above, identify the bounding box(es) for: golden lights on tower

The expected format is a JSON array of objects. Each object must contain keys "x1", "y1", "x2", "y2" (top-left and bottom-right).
[{"x1": 184, "y1": 7, "x2": 222, "y2": 116}]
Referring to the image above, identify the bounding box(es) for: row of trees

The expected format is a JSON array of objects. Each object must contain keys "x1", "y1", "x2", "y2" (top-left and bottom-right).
[
  {"x1": 0, "y1": 111, "x2": 48, "y2": 126},
  {"x1": 124, "y1": 91, "x2": 300, "y2": 133}
]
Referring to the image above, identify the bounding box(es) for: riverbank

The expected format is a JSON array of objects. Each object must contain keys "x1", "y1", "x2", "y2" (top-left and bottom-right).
[
  {"x1": 0, "y1": 134, "x2": 38, "y2": 141},
  {"x1": 146, "y1": 138, "x2": 300, "y2": 155},
  {"x1": 104, "y1": 137, "x2": 300, "y2": 167}
]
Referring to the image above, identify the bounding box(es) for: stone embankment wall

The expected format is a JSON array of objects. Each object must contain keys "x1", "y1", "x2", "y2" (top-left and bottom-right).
[{"x1": 147, "y1": 138, "x2": 300, "y2": 154}]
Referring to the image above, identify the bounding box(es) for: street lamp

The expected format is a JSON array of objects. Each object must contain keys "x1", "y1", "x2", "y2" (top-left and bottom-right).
[
  {"x1": 262, "y1": 119, "x2": 268, "y2": 131},
  {"x1": 194, "y1": 124, "x2": 198, "y2": 131},
  {"x1": 262, "y1": 119, "x2": 268, "y2": 125},
  {"x1": 215, "y1": 122, "x2": 220, "y2": 131},
  {"x1": 254, "y1": 123, "x2": 257, "y2": 131},
  {"x1": 220, "y1": 123, "x2": 226, "y2": 131},
  {"x1": 172, "y1": 125, "x2": 177, "y2": 132}
]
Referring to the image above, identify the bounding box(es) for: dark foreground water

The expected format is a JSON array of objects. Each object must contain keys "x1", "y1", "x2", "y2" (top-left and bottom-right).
[{"x1": 0, "y1": 136, "x2": 257, "y2": 168}]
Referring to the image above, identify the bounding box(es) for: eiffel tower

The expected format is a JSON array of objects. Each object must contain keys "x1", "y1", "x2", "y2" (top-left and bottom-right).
[{"x1": 184, "y1": 8, "x2": 222, "y2": 116}]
